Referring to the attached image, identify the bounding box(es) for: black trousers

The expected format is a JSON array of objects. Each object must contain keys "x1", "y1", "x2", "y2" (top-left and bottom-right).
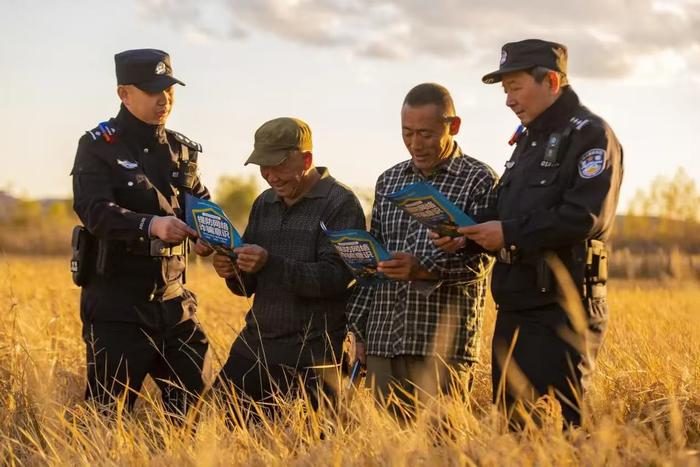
[
  {"x1": 491, "y1": 298, "x2": 608, "y2": 427},
  {"x1": 82, "y1": 293, "x2": 210, "y2": 417},
  {"x1": 215, "y1": 347, "x2": 340, "y2": 423}
]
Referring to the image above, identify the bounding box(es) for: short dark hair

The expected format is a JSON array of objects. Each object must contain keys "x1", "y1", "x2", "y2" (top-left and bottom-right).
[
  {"x1": 403, "y1": 83, "x2": 456, "y2": 117},
  {"x1": 530, "y1": 66, "x2": 569, "y2": 87}
]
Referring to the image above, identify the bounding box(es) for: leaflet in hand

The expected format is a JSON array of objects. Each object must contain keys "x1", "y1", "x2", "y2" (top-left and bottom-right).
[
  {"x1": 185, "y1": 194, "x2": 242, "y2": 257},
  {"x1": 382, "y1": 181, "x2": 475, "y2": 238},
  {"x1": 320, "y1": 221, "x2": 391, "y2": 284}
]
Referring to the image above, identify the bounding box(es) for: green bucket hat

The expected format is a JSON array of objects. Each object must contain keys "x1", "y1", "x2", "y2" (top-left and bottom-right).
[{"x1": 245, "y1": 117, "x2": 313, "y2": 166}]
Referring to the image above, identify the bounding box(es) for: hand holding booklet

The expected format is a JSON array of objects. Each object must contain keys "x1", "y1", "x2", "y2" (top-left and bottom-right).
[
  {"x1": 185, "y1": 194, "x2": 242, "y2": 257},
  {"x1": 320, "y1": 221, "x2": 391, "y2": 284},
  {"x1": 382, "y1": 181, "x2": 475, "y2": 238}
]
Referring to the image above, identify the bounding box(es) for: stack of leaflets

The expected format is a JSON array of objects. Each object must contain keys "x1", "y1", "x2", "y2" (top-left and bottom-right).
[
  {"x1": 185, "y1": 194, "x2": 242, "y2": 257},
  {"x1": 382, "y1": 181, "x2": 476, "y2": 238},
  {"x1": 320, "y1": 221, "x2": 391, "y2": 284}
]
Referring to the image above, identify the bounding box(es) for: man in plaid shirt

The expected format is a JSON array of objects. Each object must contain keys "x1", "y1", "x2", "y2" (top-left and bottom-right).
[{"x1": 347, "y1": 83, "x2": 497, "y2": 410}]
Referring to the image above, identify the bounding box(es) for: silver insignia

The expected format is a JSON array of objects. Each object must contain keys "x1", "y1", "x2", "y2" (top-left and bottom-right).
[{"x1": 117, "y1": 159, "x2": 138, "y2": 170}]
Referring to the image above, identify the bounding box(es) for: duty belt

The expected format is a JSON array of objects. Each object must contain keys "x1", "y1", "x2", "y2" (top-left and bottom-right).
[{"x1": 126, "y1": 238, "x2": 186, "y2": 257}]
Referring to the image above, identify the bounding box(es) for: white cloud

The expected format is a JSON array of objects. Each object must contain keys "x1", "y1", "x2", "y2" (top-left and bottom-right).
[{"x1": 139, "y1": 0, "x2": 700, "y2": 79}]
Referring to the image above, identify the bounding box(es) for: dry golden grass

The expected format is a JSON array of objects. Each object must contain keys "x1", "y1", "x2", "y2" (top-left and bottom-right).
[{"x1": 0, "y1": 255, "x2": 698, "y2": 466}]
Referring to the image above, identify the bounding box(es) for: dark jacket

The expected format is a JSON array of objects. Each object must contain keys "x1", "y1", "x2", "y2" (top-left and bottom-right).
[
  {"x1": 225, "y1": 168, "x2": 366, "y2": 367},
  {"x1": 71, "y1": 106, "x2": 209, "y2": 320},
  {"x1": 492, "y1": 86, "x2": 623, "y2": 311}
]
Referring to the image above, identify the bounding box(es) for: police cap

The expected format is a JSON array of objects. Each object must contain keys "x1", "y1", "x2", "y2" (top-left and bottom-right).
[
  {"x1": 482, "y1": 39, "x2": 567, "y2": 84},
  {"x1": 115, "y1": 49, "x2": 185, "y2": 93}
]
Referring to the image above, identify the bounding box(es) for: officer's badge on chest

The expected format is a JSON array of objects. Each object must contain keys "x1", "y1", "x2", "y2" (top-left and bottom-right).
[
  {"x1": 578, "y1": 149, "x2": 606, "y2": 179},
  {"x1": 117, "y1": 159, "x2": 139, "y2": 170}
]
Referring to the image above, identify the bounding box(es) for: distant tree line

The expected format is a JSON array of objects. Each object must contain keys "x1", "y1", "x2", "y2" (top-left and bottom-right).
[
  {"x1": 0, "y1": 198, "x2": 77, "y2": 255},
  {"x1": 617, "y1": 168, "x2": 700, "y2": 253},
  {"x1": 0, "y1": 168, "x2": 698, "y2": 265}
]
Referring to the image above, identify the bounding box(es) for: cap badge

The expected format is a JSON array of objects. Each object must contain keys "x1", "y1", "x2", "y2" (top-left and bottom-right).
[
  {"x1": 500, "y1": 50, "x2": 507, "y2": 65},
  {"x1": 155, "y1": 61, "x2": 167, "y2": 75}
]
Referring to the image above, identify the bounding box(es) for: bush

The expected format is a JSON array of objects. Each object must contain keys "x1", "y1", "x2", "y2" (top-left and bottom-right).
[{"x1": 214, "y1": 175, "x2": 261, "y2": 231}]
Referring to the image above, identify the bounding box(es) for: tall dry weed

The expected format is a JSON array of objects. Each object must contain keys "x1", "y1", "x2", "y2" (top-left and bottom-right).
[{"x1": 0, "y1": 256, "x2": 698, "y2": 465}]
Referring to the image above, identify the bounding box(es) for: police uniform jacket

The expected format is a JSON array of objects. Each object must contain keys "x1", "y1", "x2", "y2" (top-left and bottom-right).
[
  {"x1": 492, "y1": 86, "x2": 623, "y2": 311},
  {"x1": 71, "y1": 105, "x2": 209, "y2": 319}
]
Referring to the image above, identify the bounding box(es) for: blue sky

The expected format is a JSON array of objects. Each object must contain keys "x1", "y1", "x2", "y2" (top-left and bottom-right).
[{"x1": 1, "y1": 0, "x2": 699, "y2": 212}]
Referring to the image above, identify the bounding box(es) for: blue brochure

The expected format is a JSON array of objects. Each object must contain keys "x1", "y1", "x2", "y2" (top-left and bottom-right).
[
  {"x1": 185, "y1": 194, "x2": 242, "y2": 257},
  {"x1": 320, "y1": 221, "x2": 392, "y2": 284},
  {"x1": 382, "y1": 181, "x2": 476, "y2": 238}
]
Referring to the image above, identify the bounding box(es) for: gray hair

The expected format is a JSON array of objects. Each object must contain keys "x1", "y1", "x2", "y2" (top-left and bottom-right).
[{"x1": 530, "y1": 66, "x2": 569, "y2": 87}]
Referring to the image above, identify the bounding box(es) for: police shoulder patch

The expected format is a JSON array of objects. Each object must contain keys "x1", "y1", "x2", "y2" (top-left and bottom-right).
[
  {"x1": 86, "y1": 120, "x2": 118, "y2": 143},
  {"x1": 578, "y1": 148, "x2": 606, "y2": 179},
  {"x1": 167, "y1": 129, "x2": 203, "y2": 152}
]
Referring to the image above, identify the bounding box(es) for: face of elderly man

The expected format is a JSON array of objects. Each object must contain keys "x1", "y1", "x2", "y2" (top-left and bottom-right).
[
  {"x1": 501, "y1": 70, "x2": 561, "y2": 125},
  {"x1": 259, "y1": 150, "x2": 313, "y2": 201}
]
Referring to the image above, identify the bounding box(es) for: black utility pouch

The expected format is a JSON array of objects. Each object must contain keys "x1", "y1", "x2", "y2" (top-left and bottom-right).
[
  {"x1": 536, "y1": 256, "x2": 553, "y2": 293},
  {"x1": 70, "y1": 225, "x2": 95, "y2": 286},
  {"x1": 178, "y1": 160, "x2": 197, "y2": 190}
]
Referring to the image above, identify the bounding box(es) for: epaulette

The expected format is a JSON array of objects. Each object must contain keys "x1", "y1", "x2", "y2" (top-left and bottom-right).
[
  {"x1": 569, "y1": 116, "x2": 591, "y2": 131},
  {"x1": 86, "y1": 121, "x2": 118, "y2": 143},
  {"x1": 167, "y1": 129, "x2": 203, "y2": 152}
]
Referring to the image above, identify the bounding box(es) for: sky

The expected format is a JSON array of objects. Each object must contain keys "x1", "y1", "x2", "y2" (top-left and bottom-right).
[{"x1": 1, "y1": 0, "x2": 699, "y2": 212}]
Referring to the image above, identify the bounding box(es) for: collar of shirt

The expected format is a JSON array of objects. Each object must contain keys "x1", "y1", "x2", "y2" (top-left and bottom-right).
[
  {"x1": 263, "y1": 166, "x2": 335, "y2": 204},
  {"x1": 526, "y1": 86, "x2": 580, "y2": 134},
  {"x1": 402, "y1": 143, "x2": 465, "y2": 179},
  {"x1": 115, "y1": 104, "x2": 167, "y2": 146}
]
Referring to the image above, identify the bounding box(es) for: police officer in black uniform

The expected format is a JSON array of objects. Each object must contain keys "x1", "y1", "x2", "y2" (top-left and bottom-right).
[
  {"x1": 433, "y1": 39, "x2": 623, "y2": 427},
  {"x1": 70, "y1": 49, "x2": 214, "y2": 417}
]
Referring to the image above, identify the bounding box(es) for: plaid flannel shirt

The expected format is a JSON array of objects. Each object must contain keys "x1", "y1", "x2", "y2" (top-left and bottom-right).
[{"x1": 347, "y1": 145, "x2": 498, "y2": 362}]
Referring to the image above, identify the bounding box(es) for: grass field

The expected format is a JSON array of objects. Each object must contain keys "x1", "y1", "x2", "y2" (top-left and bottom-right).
[{"x1": 1, "y1": 255, "x2": 698, "y2": 466}]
